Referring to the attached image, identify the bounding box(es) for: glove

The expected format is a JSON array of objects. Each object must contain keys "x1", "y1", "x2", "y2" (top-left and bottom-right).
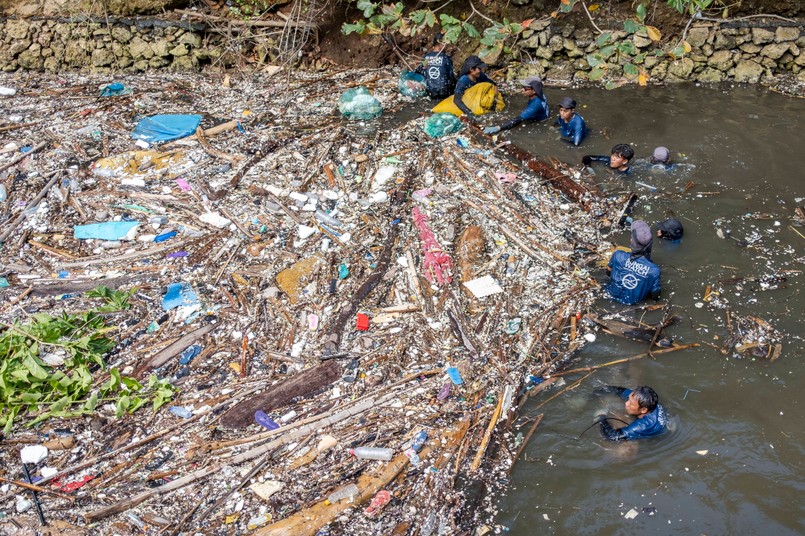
[
  {"x1": 483, "y1": 125, "x2": 501, "y2": 135},
  {"x1": 594, "y1": 414, "x2": 607, "y2": 424},
  {"x1": 582, "y1": 155, "x2": 592, "y2": 166}
]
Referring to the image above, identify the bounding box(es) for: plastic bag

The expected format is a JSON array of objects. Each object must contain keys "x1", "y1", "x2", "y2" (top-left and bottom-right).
[
  {"x1": 338, "y1": 87, "x2": 382, "y2": 120},
  {"x1": 422, "y1": 113, "x2": 464, "y2": 138},
  {"x1": 398, "y1": 71, "x2": 426, "y2": 98}
]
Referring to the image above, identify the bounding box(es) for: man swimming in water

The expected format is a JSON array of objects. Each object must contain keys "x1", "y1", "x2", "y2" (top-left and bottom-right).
[{"x1": 594, "y1": 385, "x2": 668, "y2": 441}]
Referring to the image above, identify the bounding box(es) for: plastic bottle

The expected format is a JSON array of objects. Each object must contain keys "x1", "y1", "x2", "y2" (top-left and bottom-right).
[
  {"x1": 0, "y1": 184, "x2": 6, "y2": 202},
  {"x1": 350, "y1": 447, "x2": 394, "y2": 461},
  {"x1": 168, "y1": 406, "x2": 192, "y2": 419},
  {"x1": 326, "y1": 483, "x2": 360, "y2": 504},
  {"x1": 125, "y1": 512, "x2": 147, "y2": 530},
  {"x1": 410, "y1": 430, "x2": 428, "y2": 452},
  {"x1": 315, "y1": 209, "x2": 342, "y2": 228},
  {"x1": 0, "y1": 87, "x2": 16, "y2": 96},
  {"x1": 154, "y1": 230, "x2": 178, "y2": 243},
  {"x1": 100, "y1": 241, "x2": 122, "y2": 249}
]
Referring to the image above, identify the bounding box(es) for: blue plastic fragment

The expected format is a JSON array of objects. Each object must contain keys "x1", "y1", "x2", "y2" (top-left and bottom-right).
[
  {"x1": 154, "y1": 230, "x2": 178, "y2": 243},
  {"x1": 338, "y1": 264, "x2": 349, "y2": 279},
  {"x1": 161, "y1": 282, "x2": 199, "y2": 311},
  {"x1": 255, "y1": 410, "x2": 280, "y2": 430},
  {"x1": 179, "y1": 344, "x2": 202, "y2": 365},
  {"x1": 446, "y1": 367, "x2": 463, "y2": 385},
  {"x1": 74, "y1": 221, "x2": 139, "y2": 241}
]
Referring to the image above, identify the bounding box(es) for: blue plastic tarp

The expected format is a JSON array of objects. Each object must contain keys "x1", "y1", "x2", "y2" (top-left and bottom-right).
[
  {"x1": 74, "y1": 221, "x2": 139, "y2": 240},
  {"x1": 131, "y1": 114, "x2": 203, "y2": 143}
]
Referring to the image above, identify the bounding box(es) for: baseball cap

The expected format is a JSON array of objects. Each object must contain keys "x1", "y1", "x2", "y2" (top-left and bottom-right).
[
  {"x1": 656, "y1": 218, "x2": 684, "y2": 240},
  {"x1": 558, "y1": 97, "x2": 576, "y2": 109},
  {"x1": 519, "y1": 76, "x2": 544, "y2": 95},
  {"x1": 652, "y1": 146, "x2": 670, "y2": 163}
]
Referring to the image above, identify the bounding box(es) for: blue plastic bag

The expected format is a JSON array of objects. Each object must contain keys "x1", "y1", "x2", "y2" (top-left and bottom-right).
[
  {"x1": 162, "y1": 282, "x2": 199, "y2": 310},
  {"x1": 132, "y1": 114, "x2": 202, "y2": 143},
  {"x1": 100, "y1": 82, "x2": 131, "y2": 97},
  {"x1": 422, "y1": 113, "x2": 463, "y2": 138}
]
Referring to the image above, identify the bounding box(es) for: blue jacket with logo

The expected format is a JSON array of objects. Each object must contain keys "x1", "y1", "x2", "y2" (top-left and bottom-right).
[
  {"x1": 607, "y1": 250, "x2": 661, "y2": 305},
  {"x1": 417, "y1": 51, "x2": 457, "y2": 99}
]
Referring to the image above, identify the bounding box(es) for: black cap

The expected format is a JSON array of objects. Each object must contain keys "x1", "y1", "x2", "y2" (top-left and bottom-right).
[
  {"x1": 558, "y1": 97, "x2": 576, "y2": 109},
  {"x1": 464, "y1": 55, "x2": 487, "y2": 71},
  {"x1": 656, "y1": 218, "x2": 684, "y2": 240}
]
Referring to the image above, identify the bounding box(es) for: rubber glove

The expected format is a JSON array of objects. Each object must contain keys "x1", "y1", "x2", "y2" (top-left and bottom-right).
[
  {"x1": 483, "y1": 125, "x2": 501, "y2": 135},
  {"x1": 594, "y1": 414, "x2": 607, "y2": 424},
  {"x1": 582, "y1": 155, "x2": 593, "y2": 165}
]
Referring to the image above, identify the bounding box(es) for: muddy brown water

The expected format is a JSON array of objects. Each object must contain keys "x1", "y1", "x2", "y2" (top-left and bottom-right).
[{"x1": 486, "y1": 85, "x2": 805, "y2": 535}]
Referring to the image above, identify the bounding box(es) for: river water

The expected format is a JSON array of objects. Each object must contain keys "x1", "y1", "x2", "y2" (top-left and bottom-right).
[{"x1": 492, "y1": 85, "x2": 805, "y2": 535}]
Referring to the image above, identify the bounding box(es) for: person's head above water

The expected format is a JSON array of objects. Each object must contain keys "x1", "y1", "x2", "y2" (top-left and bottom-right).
[
  {"x1": 519, "y1": 76, "x2": 544, "y2": 100},
  {"x1": 629, "y1": 220, "x2": 653, "y2": 259},
  {"x1": 656, "y1": 218, "x2": 684, "y2": 240},
  {"x1": 625, "y1": 386, "x2": 659, "y2": 416},
  {"x1": 460, "y1": 55, "x2": 487, "y2": 76},
  {"x1": 652, "y1": 146, "x2": 670, "y2": 164},
  {"x1": 607, "y1": 143, "x2": 634, "y2": 171}
]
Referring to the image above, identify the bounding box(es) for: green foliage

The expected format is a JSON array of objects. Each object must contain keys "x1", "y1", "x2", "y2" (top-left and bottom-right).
[
  {"x1": 666, "y1": 0, "x2": 714, "y2": 16},
  {"x1": 228, "y1": 0, "x2": 276, "y2": 18},
  {"x1": 341, "y1": 1, "x2": 532, "y2": 58},
  {"x1": 0, "y1": 291, "x2": 174, "y2": 435}
]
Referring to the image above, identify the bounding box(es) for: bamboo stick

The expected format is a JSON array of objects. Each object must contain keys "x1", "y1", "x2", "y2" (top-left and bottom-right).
[
  {"x1": 507, "y1": 413, "x2": 543, "y2": 476},
  {"x1": 550, "y1": 342, "x2": 699, "y2": 377},
  {"x1": 471, "y1": 390, "x2": 504, "y2": 472}
]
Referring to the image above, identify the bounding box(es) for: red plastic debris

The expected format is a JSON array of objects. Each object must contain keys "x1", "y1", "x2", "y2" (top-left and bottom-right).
[
  {"x1": 52, "y1": 474, "x2": 95, "y2": 492},
  {"x1": 356, "y1": 313, "x2": 370, "y2": 331}
]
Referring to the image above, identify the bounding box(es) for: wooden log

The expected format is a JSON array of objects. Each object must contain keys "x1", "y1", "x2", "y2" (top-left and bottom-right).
[
  {"x1": 219, "y1": 359, "x2": 341, "y2": 429},
  {"x1": 462, "y1": 119, "x2": 602, "y2": 210}
]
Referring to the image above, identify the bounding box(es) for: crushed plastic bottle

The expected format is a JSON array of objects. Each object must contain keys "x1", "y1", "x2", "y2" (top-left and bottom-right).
[
  {"x1": 178, "y1": 344, "x2": 202, "y2": 365},
  {"x1": 350, "y1": 447, "x2": 394, "y2": 461},
  {"x1": 326, "y1": 483, "x2": 360, "y2": 504},
  {"x1": 168, "y1": 406, "x2": 192, "y2": 419}
]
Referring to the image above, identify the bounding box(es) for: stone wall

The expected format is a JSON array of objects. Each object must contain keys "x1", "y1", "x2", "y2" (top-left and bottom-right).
[
  {"x1": 0, "y1": 17, "x2": 227, "y2": 72},
  {"x1": 508, "y1": 20, "x2": 805, "y2": 85},
  {"x1": 0, "y1": 15, "x2": 803, "y2": 86}
]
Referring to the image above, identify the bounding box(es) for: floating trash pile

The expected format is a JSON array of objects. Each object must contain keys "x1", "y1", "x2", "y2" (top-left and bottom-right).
[{"x1": 0, "y1": 67, "x2": 629, "y2": 534}]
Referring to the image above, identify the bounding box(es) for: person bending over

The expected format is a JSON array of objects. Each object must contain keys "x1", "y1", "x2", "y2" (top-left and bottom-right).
[
  {"x1": 594, "y1": 385, "x2": 668, "y2": 441},
  {"x1": 483, "y1": 76, "x2": 549, "y2": 135},
  {"x1": 582, "y1": 143, "x2": 635, "y2": 174},
  {"x1": 606, "y1": 220, "x2": 661, "y2": 305},
  {"x1": 453, "y1": 55, "x2": 494, "y2": 118},
  {"x1": 554, "y1": 96, "x2": 587, "y2": 146}
]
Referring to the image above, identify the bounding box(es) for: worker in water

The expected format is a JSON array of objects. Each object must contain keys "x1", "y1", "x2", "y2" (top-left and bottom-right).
[
  {"x1": 432, "y1": 55, "x2": 504, "y2": 118},
  {"x1": 582, "y1": 143, "x2": 635, "y2": 174},
  {"x1": 606, "y1": 220, "x2": 661, "y2": 305},
  {"x1": 656, "y1": 218, "x2": 684, "y2": 241},
  {"x1": 593, "y1": 385, "x2": 668, "y2": 441},
  {"x1": 482, "y1": 76, "x2": 549, "y2": 135},
  {"x1": 554, "y1": 96, "x2": 587, "y2": 146},
  {"x1": 416, "y1": 33, "x2": 456, "y2": 100}
]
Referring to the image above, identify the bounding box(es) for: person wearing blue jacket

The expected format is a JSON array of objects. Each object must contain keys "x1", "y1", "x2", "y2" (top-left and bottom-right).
[
  {"x1": 554, "y1": 96, "x2": 587, "y2": 145},
  {"x1": 453, "y1": 55, "x2": 494, "y2": 118},
  {"x1": 606, "y1": 220, "x2": 661, "y2": 305},
  {"x1": 482, "y1": 76, "x2": 549, "y2": 135},
  {"x1": 594, "y1": 385, "x2": 668, "y2": 441},
  {"x1": 416, "y1": 34, "x2": 457, "y2": 99}
]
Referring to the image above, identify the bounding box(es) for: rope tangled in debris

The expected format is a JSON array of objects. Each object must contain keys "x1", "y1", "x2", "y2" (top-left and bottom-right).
[{"x1": 412, "y1": 207, "x2": 453, "y2": 285}]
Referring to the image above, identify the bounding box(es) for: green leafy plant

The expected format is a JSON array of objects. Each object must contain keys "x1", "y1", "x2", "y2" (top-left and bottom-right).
[
  {"x1": 228, "y1": 0, "x2": 276, "y2": 18},
  {"x1": 0, "y1": 287, "x2": 174, "y2": 435},
  {"x1": 342, "y1": 1, "x2": 532, "y2": 59}
]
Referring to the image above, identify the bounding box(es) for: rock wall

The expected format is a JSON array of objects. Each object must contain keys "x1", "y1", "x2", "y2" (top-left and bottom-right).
[
  {"x1": 0, "y1": 17, "x2": 230, "y2": 72},
  {"x1": 508, "y1": 19, "x2": 805, "y2": 85},
  {"x1": 0, "y1": 15, "x2": 803, "y2": 86}
]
